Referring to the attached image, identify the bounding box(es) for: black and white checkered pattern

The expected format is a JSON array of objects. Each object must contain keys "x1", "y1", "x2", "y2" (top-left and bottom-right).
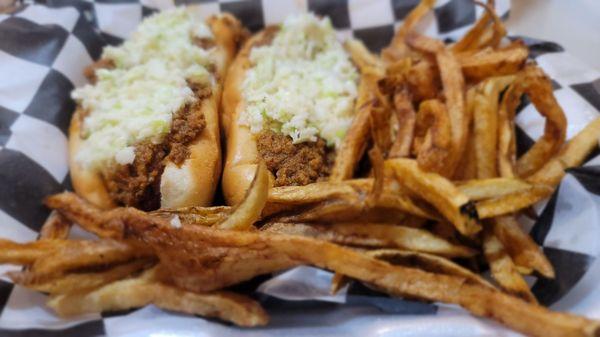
[{"x1": 1, "y1": 0, "x2": 600, "y2": 336}]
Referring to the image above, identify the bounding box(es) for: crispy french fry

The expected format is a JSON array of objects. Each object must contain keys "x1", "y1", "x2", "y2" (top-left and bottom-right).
[
  {"x1": 366, "y1": 249, "x2": 494, "y2": 289},
  {"x1": 40, "y1": 211, "x2": 72, "y2": 240},
  {"x1": 483, "y1": 227, "x2": 537, "y2": 303},
  {"x1": 388, "y1": 90, "x2": 416, "y2": 158},
  {"x1": 268, "y1": 182, "x2": 358, "y2": 204},
  {"x1": 471, "y1": 76, "x2": 515, "y2": 178},
  {"x1": 152, "y1": 206, "x2": 231, "y2": 227},
  {"x1": 458, "y1": 46, "x2": 527, "y2": 81},
  {"x1": 262, "y1": 222, "x2": 476, "y2": 258},
  {"x1": 386, "y1": 158, "x2": 480, "y2": 236},
  {"x1": 0, "y1": 238, "x2": 153, "y2": 279},
  {"x1": 217, "y1": 161, "x2": 268, "y2": 230},
  {"x1": 457, "y1": 177, "x2": 532, "y2": 201},
  {"x1": 0, "y1": 239, "x2": 56, "y2": 265},
  {"x1": 476, "y1": 184, "x2": 554, "y2": 219},
  {"x1": 414, "y1": 99, "x2": 452, "y2": 174},
  {"x1": 330, "y1": 79, "x2": 375, "y2": 181},
  {"x1": 381, "y1": 0, "x2": 436, "y2": 62},
  {"x1": 47, "y1": 269, "x2": 269, "y2": 327},
  {"x1": 451, "y1": 0, "x2": 505, "y2": 52},
  {"x1": 8, "y1": 259, "x2": 153, "y2": 295},
  {"x1": 528, "y1": 117, "x2": 600, "y2": 186},
  {"x1": 493, "y1": 216, "x2": 554, "y2": 278},
  {"x1": 45, "y1": 193, "x2": 121, "y2": 238},
  {"x1": 516, "y1": 66, "x2": 567, "y2": 177}
]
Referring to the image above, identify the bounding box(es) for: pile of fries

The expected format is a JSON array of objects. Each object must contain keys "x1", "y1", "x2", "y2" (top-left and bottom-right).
[{"x1": 1, "y1": 1, "x2": 600, "y2": 336}]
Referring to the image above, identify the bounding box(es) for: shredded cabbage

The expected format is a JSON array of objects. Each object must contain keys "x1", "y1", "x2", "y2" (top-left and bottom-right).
[
  {"x1": 241, "y1": 13, "x2": 359, "y2": 148},
  {"x1": 72, "y1": 9, "x2": 214, "y2": 170}
]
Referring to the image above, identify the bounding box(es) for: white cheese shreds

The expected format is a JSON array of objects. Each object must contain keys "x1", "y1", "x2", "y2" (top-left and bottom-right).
[
  {"x1": 72, "y1": 9, "x2": 215, "y2": 170},
  {"x1": 241, "y1": 13, "x2": 359, "y2": 148}
]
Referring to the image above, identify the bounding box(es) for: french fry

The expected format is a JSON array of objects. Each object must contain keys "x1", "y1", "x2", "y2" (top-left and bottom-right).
[
  {"x1": 493, "y1": 216, "x2": 555, "y2": 278},
  {"x1": 152, "y1": 206, "x2": 231, "y2": 227},
  {"x1": 0, "y1": 238, "x2": 153, "y2": 280},
  {"x1": 47, "y1": 269, "x2": 269, "y2": 327},
  {"x1": 483, "y1": 227, "x2": 537, "y2": 303},
  {"x1": 366, "y1": 249, "x2": 494, "y2": 289},
  {"x1": 8, "y1": 259, "x2": 153, "y2": 295},
  {"x1": 217, "y1": 161, "x2": 268, "y2": 230},
  {"x1": 386, "y1": 158, "x2": 480, "y2": 236},
  {"x1": 515, "y1": 66, "x2": 567, "y2": 177},
  {"x1": 451, "y1": 0, "x2": 505, "y2": 52},
  {"x1": 471, "y1": 76, "x2": 515, "y2": 178},
  {"x1": 388, "y1": 90, "x2": 416, "y2": 158},
  {"x1": 527, "y1": 117, "x2": 600, "y2": 186},
  {"x1": 406, "y1": 59, "x2": 441, "y2": 103},
  {"x1": 381, "y1": 0, "x2": 436, "y2": 62},
  {"x1": 330, "y1": 78, "x2": 375, "y2": 181},
  {"x1": 458, "y1": 46, "x2": 527, "y2": 81},
  {"x1": 476, "y1": 184, "x2": 554, "y2": 219},
  {"x1": 268, "y1": 182, "x2": 358, "y2": 205},
  {"x1": 0, "y1": 239, "x2": 57, "y2": 265},
  {"x1": 262, "y1": 222, "x2": 476, "y2": 258},
  {"x1": 457, "y1": 177, "x2": 532, "y2": 201},
  {"x1": 414, "y1": 99, "x2": 452, "y2": 174},
  {"x1": 40, "y1": 211, "x2": 72, "y2": 240},
  {"x1": 45, "y1": 192, "x2": 121, "y2": 238}
]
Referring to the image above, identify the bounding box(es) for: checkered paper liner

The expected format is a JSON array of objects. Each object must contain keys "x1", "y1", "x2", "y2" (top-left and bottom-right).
[{"x1": 1, "y1": 0, "x2": 600, "y2": 336}]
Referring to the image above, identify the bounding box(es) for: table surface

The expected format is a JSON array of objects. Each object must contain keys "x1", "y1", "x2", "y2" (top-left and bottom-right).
[{"x1": 506, "y1": 0, "x2": 600, "y2": 71}]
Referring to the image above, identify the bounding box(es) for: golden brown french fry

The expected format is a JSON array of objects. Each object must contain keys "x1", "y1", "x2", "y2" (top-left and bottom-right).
[
  {"x1": 330, "y1": 77, "x2": 376, "y2": 181},
  {"x1": 388, "y1": 90, "x2": 416, "y2": 158},
  {"x1": 47, "y1": 269, "x2": 269, "y2": 327},
  {"x1": 40, "y1": 211, "x2": 72, "y2": 240},
  {"x1": 457, "y1": 177, "x2": 532, "y2": 201},
  {"x1": 386, "y1": 158, "x2": 480, "y2": 236},
  {"x1": 497, "y1": 78, "x2": 520, "y2": 178},
  {"x1": 516, "y1": 66, "x2": 567, "y2": 177},
  {"x1": 483, "y1": 227, "x2": 537, "y2": 303},
  {"x1": 0, "y1": 238, "x2": 153, "y2": 280},
  {"x1": 263, "y1": 222, "x2": 476, "y2": 258},
  {"x1": 217, "y1": 161, "x2": 268, "y2": 230},
  {"x1": 0, "y1": 239, "x2": 56, "y2": 265},
  {"x1": 30, "y1": 240, "x2": 153, "y2": 277},
  {"x1": 476, "y1": 184, "x2": 554, "y2": 219},
  {"x1": 414, "y1": 99, "x2": 452, "y2": 174},
  {"x1": 381, "y1": 0, "x2": 436, "y2": 62},
  {"x1": 8, "y1": 259, "x2": 153, "y2": 295},
  {"x1": 458, "y1": 46, "x2": 527, "y2": 81},
  {"x1": 451, "y1": 0, "x2": 505, "y2": 52},
  {"x1": 45, "y1": 192, "x2": 121, "y2": 238},
  {"x1": 493, "y1": 216, "x2": 554, "y2": 278},
  {"x1": 151, "y1": 206, "x2": 231, "y2": 227},
  {"x1": 268, "y1": 182, "x2": 358, "y2": 205},
  {"x1": 345, "y1": 39, "x2": 386, "y2": 77},
  {"x1": 406, "y1": 59, "x2": 440, "y2": 103},
  {"x1": 471, "y1": 76, "x2": 515, "y2": 178},
  {"x1": 527, "y1": 117, "x2": 600, "y2": 186},
  {"x1": 366, "y1": 249, "x2": 494, "y2": 289}
]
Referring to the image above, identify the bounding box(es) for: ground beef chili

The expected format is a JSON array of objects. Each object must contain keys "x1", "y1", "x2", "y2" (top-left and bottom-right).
[
  {"x1": 102, "y1": 85, "x2": 210, "y2": 211},
  {"x1": 256, "y1": 130, "x2": 335, "y2": 187}
]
